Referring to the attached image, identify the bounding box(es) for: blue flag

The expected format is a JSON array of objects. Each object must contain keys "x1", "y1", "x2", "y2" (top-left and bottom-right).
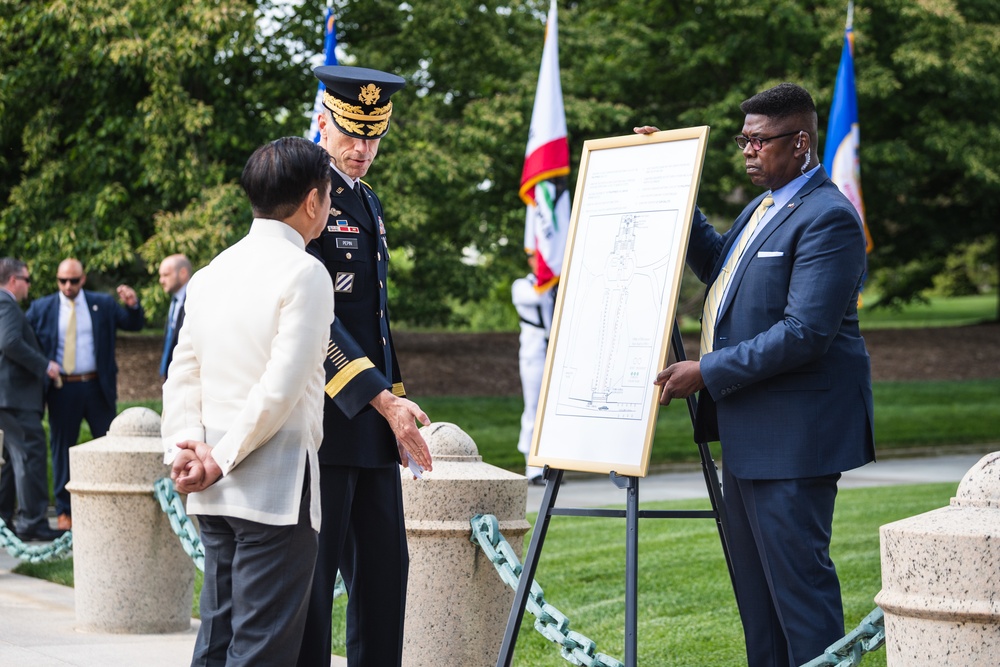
[
  {"x1": 823, "y1": 2, "x2": 872, "y2": 254},
  {"x1": 309, "y1": 8, "x2": 338, "y2": 143}
]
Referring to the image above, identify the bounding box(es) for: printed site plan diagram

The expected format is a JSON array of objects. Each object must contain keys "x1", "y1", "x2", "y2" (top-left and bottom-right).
[
  {"x1": 556, "y1": 209, "x2": 678, "y2": 420},
  {"x1": 531, "y1": 127, "x2": 708, "y2": 476}
]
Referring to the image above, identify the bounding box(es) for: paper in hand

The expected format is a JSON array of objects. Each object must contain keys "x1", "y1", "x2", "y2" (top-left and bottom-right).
[{"x1": 406, "y1": 452, "x2": 425, "y2": 480}]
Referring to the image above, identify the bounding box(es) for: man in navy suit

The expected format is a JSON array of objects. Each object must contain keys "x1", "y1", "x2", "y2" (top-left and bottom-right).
[
  {"x1": 26, "y1": 258, "x2": 144, "y2": 530},
  {"x1": 646, "y1": 83, "x2": 875, "y2": 667},
  {"x1": 0, "y1": 258, "x2": 64, "y2": 541}
]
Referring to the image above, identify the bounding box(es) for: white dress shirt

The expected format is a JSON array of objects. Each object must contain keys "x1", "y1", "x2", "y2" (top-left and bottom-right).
[{"x1": 161, "y1": 219, "x2": 334, "y2": 530}]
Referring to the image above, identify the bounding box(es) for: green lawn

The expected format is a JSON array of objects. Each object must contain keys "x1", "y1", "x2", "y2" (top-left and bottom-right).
[{"x1": 857, "y1": 292, "x2": 998, "y2": 329}]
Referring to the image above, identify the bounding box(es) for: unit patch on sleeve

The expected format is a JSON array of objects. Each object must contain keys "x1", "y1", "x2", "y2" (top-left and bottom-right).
[{"x1": 335, "y1": 272, "x2": 355, "y2": 293}]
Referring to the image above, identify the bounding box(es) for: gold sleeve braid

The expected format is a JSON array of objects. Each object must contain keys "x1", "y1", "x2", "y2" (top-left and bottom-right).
[{"x1": 325, "y1": 340, "x2": 376, "y2": 399}]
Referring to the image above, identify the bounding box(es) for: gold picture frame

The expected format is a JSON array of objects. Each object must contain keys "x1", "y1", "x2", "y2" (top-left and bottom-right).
[{"x1": 528, "y1": 126, "x2": 710, "y2": 477}]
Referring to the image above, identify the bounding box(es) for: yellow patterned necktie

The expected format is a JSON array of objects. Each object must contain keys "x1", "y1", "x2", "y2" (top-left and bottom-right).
[
  {"x1": 64, "y1": 299, "x2": 77, "y2": 373},
  {"x1": 699, "y1": 195, "x2": 774, "y2": 358}
]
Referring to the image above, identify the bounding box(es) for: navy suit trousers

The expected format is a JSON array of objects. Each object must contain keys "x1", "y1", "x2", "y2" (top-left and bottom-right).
[
  {"x1": 723, "y1": 467, "x2": 844, "y2": 667},
  {"x1": 47, "y1": 379, "x2": 115, "y2": 516}
]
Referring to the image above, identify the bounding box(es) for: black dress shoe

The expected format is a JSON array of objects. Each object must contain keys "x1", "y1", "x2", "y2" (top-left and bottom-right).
[{"x1": 18, "y1": 524, "x2": 67, "y2": 542}]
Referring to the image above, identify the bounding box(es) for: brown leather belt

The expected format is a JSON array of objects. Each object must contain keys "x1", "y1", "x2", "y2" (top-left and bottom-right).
[{"x1": 60, "y1": 372, "x2": 98, "y2": 383}]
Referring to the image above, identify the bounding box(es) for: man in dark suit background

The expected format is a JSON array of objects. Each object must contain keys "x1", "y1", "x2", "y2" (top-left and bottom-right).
[
  {"x1": 645, "y1": 82, "x2": 875, "y2": 667},
  {"x1": 26, "y1": 257, "x2": 144, "y2": 530},
  {"x1": 296, "y1": 66, "x2": 434, "y2": 667},
  {"x1": 0, "y1": 258, "x2": 64, "y2": 541},
  {"x1": 157, "y1": 253, "x2": 191, "y2": 379}
]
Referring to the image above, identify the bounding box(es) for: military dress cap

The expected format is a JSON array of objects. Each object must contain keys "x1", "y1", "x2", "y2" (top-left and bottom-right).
[{"x1": 314, "y1": 65, "x2": 406, "y2": 140}]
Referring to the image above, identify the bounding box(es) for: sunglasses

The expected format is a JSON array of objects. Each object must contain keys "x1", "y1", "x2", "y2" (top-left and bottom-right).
[{"x1": 57, "y1": 277, "x2": 82, "y2": 285}]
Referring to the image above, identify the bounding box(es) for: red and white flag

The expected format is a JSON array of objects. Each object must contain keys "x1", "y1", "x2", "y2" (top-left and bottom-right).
[{"x1": 520, "y1": 0, "x2": 570, "y2": 294}]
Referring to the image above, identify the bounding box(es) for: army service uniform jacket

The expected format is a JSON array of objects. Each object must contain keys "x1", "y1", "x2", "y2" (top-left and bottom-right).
[{"x1": 309, "y1": 171, "x2": 405, "y2": 468}]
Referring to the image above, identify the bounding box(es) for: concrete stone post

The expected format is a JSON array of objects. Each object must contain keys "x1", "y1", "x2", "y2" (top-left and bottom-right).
[
  {"x1": 875, "y1": 451, "x2": 1000, "y2": 665},
  {"x1": 66, "y1": 407, "x2": 195, "y2": 633},
  {"x1": 401, "y1": 422, "x2": 530, "y2": 667}
]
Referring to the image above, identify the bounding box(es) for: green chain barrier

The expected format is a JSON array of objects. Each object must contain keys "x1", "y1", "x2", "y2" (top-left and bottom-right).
[
  {"x1": 153, "y1": 477, "x2": 205, "y2": 571},
  {"x1": 470, "y1": 513, "x2": 625, "y2": 667},
  {"x1": 0, "y1": 518, "x2": 73, "y2": 564},
  {"x1": 800, "y1": 607, "x2": 885, "y2": 667}
]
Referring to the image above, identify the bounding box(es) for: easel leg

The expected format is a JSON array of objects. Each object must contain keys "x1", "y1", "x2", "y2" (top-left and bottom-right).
[
  {"x1": 610, "y1": 471, "x2": 640, "y2": 666},
  {"x1": 670, "y1": 322, "x2": 737, "y2": 596},
  {"x1": 697, "y1": 440, "x2": 737, "y2": 594},
  {"x1": 625, "y1": 475, "x2": 639, "y2": 667},
  {"x1": 497, "y1": 467, "x2": 565, "y2": 667}
]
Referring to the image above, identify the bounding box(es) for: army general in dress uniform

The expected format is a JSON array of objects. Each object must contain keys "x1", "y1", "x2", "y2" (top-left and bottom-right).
[{"x1": 296, "y1": 65, "x2": 434, "y2": 667}]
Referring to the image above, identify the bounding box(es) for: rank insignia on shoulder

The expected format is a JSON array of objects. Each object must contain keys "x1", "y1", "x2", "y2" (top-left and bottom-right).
[
  {"x1": 335, "y1": 186, "x2": 345, "y2": 195},
  {"x1": 328, "y1": 223, "x2": 360, "y2": 233},
  {"x1": 335, "y1": 272, "x2": 355, "y2": 293}
]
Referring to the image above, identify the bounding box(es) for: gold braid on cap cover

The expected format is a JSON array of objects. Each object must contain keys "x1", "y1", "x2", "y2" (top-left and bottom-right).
[
  {"x1": 323, "y1": 91, "x2": 393, "y2": 122},
  {"x1": 325, "y1": 94, "x2": 393, "y2": 136}
]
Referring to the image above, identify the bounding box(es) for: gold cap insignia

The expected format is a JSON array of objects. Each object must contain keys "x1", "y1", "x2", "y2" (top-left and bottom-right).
[{"x1": 359, "y1": 84, "x2": 382, "y2": 105}]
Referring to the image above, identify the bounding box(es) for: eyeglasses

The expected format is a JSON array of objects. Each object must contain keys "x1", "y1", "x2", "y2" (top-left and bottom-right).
[
  {"x1": 57, "y1": 277, "x2": 82, "y2": 285},
  {"x1": 734, "y1": 130, "x2": 802, "y2": 151},
  {"x1": 14, "y1": 275, "x2": 31, "y2": 284}
]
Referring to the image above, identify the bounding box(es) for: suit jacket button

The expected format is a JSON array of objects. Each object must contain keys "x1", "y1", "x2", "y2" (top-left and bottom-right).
[{"x1": 345, "y1": 252, "x2": 352, "y2": 259}]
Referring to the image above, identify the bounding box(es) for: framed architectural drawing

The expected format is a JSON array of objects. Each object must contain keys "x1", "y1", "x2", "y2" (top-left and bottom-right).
[{"x1": 528, "y1": 126, "x2": 710, "y2": 476}]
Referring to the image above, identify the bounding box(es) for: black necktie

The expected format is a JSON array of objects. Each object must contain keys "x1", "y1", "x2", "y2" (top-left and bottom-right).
[{"x1": 353, "y1": 181, "x2": 371, "y2": 220}]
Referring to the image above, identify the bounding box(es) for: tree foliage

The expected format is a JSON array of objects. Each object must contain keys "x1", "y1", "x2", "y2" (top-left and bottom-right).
[
  {"x1": 1, "y1": 0, "x2": 997, "y2": 326},
  {"x1": 0, "y1": 0, "x2": 321, "y2": 316}
]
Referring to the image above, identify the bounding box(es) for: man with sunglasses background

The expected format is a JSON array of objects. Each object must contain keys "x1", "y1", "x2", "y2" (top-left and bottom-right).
[
  {"x1": 26, "y1": 258, "x2": 144, "y2": 530},
  {"x1": 640, "y1": 82, "x2": 875, "y2": 667}
]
